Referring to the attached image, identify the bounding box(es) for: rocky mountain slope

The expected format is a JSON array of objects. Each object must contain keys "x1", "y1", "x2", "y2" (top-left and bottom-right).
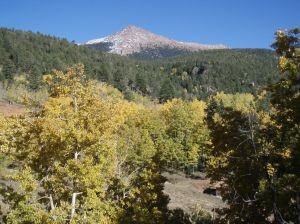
[{"x1": 85, "y1": 25, "x2": 228, "y2": 56}]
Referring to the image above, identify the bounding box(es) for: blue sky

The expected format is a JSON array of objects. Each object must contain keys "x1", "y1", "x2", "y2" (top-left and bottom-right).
[{"x1": 0, "y1": 0, "x2": 299, "y2": 48}]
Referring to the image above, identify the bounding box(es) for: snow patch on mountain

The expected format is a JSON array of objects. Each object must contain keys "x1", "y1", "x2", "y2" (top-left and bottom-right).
[
  {"x1": 86, "y1": 37, "x2": 108, "y2": 45},
  {"x1": 85, "y1": 25, "x2": 228, "y2": 55}
]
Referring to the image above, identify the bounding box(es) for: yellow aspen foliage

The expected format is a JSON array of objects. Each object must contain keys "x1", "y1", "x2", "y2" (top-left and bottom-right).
[
  {"x1": 4, "y1": 64, "x2": 170, "y2": 223},
  {"x1": 266, "y1": 163, "x2": 275, "y2": 177},
  {"x1": 160, "y1": 99, "x2": 210, "y2": 171},
  {"x1": 209, "y1": 91, "x2": 255, "y2": 113},
  {"x1": 5, "y1": 64, "x2": 136, "y2": 223}
]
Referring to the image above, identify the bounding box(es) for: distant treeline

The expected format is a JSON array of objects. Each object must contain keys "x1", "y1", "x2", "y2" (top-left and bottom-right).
[{"x1": 0, "y1": 28, "x2": 279, "y2": 101}]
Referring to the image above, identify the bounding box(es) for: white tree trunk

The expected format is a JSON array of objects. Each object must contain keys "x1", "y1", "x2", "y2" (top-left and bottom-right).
[
  {"x1": 70, "y1": 192, "x2": 82, "y2": 219},
  {"x1": 49, "y1": 194, "x2": 55, "y2": 211},
  {"x1": 74, "y1": 151, "x2": 81, "y2": 160}
]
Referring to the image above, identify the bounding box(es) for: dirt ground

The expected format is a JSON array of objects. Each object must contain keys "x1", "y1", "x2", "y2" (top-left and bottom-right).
[
  {"x1": 163, "y1": 172, "x2": 225, "y2": 215},
  {"x1": 0, "y1": 100, "x2": 25, "y2": 117}
]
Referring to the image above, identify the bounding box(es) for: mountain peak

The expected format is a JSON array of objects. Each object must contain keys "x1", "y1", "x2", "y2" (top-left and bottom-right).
[
  {"x1": 115, "y1": 25, "x2": 154, "y2": 39},
  {"x1": 86, "y1": 25, "x2": 228, "y2": 56},
  {"x1": 122, "y1": 25, "x2": 144, "y2": 31}
]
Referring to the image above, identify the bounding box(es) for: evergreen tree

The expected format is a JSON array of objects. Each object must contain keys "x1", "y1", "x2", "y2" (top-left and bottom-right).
[
  {"x1": 159, "y1": 78, "x2": 176, "y2": 103},
  {"x1": 206, "y1": 28, "x2": 300, "y2": 223},
  {"x1": 266, "y1": 28, "x2": 300, "y2": 223}
]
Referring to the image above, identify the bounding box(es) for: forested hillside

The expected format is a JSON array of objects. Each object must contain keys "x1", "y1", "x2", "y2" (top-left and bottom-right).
[
  {"x1": 0, "y1": 26, "x2": 299, "y2": 223},
  {"x1": 0, "y1": 28, "x2": 279, "y2": 101}
]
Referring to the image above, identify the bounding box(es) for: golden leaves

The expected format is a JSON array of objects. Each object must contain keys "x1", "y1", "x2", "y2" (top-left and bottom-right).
[
  {"x1": 10, "y1": 165, "x2": 38, "y2": 194},
  {"x1": 266, "y1": 163, "x2": 275, "y2": 177},
  {"x1": 279, "y1": 148, "x2": 292, "y2": 159},
  {"x1": 210, "y1": 91, "x2": 255, "y2": 113}
]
